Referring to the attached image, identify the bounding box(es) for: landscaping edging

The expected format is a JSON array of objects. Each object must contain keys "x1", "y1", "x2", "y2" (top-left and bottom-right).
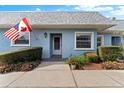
[{"x1": 0, "y1": 61, "x2": 41, "y2": 74}]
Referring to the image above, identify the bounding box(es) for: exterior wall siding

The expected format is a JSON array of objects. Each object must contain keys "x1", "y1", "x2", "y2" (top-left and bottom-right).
[
  {"x1": 62, "y1": 30, "x2": 97, "y2": 58},
  {"x1": 0, "y1": 28, "x2": 123, "y2": 59},
  {"x1": 103, "y1": 33, "x2": 123, "y2": 47},
  {"x1": 0, "y1": 29, "x2": 97, "y2": 58},
  {"x1": 104, "y1": 34, "x2": 112, "y2": 45}
]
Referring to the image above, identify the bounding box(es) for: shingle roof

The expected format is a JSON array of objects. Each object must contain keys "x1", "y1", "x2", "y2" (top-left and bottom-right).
[
  {"x1": 107, "y1": 20, "x2": 124, "y2": 31},
  {"x1": 0, "y1": 11, "x2": 114, "y2": 25}
]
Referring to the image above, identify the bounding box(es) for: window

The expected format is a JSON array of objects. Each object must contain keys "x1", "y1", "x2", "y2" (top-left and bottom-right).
[
  {"x1": 75, "y1": 32, "x2": 94, "y2": 50},
  {"x1": 11, "y1": 31, "x2": 30, "y2": 46},
  {"x1": 97, "y1": 35, "x2": 104, "y2": 47},
  {"x1": 111, "y1": 36, "x2": 121, "y2": 46}
]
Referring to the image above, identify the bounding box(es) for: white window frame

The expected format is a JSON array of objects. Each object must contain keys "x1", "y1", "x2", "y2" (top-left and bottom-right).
[
  {"x1": 97, "y1": 35, "x2": 104, "y2": 46},
  {"x1": 11, "y1": 32, "x2": 30, "y2": 46},
  {"x1": 74, "y1": 32, "x2": 94, "y2": 50}
]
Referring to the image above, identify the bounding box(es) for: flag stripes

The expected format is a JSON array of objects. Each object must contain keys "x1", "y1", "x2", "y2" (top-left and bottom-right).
[
  {"x1": 9, "y1": 31, "x2": 19, "y2": 40},
  {"x1": 13, "y1": 34, "x2": 19, "y2": 41},
  {"x1": 3, "y1": 28, "x2": 19, "y2": 41},
  {"x1": 4, "y1": 28, "x2": 15, "y2": 36}
]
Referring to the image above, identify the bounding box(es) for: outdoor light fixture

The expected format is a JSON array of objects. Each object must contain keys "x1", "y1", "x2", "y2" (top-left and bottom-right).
[{"x1": 44, "y1": 32, "x2": 47, "y2": 38}]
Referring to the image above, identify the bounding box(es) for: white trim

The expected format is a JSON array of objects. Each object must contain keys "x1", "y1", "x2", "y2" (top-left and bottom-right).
[
  {"x1": 11, "y1": 32, "x2": 30, "y2": 46},
  {"x1": 97, "y1": 35, "x2": 104, "y2": 46},
  {"x1": 74, "y1": 32, "x2": 94, "y2": 50}
]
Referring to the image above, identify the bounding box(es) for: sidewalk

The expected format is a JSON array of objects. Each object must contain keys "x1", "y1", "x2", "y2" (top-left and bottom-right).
[
  {"x1": 72, "y1": 70, "x2": 124, "y2": 87},
  {"x1": 0, "y1": 62, "x2": 124, "y2": 88}
]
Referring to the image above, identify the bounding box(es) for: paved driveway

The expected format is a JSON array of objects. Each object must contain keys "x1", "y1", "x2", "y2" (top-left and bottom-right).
[{"x1": 0, "y1": 62, "x2": 124, "y2": 88}]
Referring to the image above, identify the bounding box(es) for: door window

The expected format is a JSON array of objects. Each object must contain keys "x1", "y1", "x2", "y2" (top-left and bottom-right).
[{"x1": 54, "y1": 37, "x2": 60, "y2": 50}]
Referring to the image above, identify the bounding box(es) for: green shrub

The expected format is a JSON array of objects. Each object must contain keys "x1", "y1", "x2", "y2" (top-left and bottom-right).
[
  {"x1": 67, "y1": 56, "x2": 88, "y2": 64},
  {"x1": 75, "y1": 56, "x2": 89, "y2": 69},
  {"x1": 98, "y1": 46, "x2": 122, "y2": 61},
  {"x1": 0, "y1": 47, "x2": 42, "y2": 63},
  {"x1": 66, "y1": 56, "x2": 88, "y2": 69},
  {"x1": 84, "y1": 52, "x2": 100, "y2": 63}
]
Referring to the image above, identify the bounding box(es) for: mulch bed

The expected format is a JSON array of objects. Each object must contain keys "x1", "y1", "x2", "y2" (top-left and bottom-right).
[
  {"x1": 83, "y1": 63, "x2": 104, "y2": 70},
  {"x1": 81, "y1": 62, "x2": 124, "y2": 70},
  {"x1": 0, "y1": 61, "x2": 41, "y2": 74}
]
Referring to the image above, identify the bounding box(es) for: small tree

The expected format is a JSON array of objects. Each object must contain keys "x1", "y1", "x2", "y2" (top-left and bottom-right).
[{"x1": 112, "y1": 17, "x2": 116, "y2": 20}]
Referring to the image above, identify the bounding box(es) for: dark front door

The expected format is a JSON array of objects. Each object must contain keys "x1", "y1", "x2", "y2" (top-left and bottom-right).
[{"x1": 53, "y1": 35, "x2": 61, "y2": 55}]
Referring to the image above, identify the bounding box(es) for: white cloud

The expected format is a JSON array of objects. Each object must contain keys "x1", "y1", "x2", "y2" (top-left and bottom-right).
[
  {"x1": 56, "y1": 9, "x2": 61, "y2": 11},
  {"x1": 36, "y1": 8, "x2": 41, "y2": 11},
  {"x1": 74, "y1": 5, "x2": 113, "y2": 12},
  {"x1": 73, "y1": 5, "x2": 124, "y2": 19},
  {"x1": 94, "y1": 7, "x2": 113, "y2": 11},
  {"x1": 110, "y1": 6, "x2": 124, "y2": 16},
  {"x1": 56, "y1": 8, "x2": 69, "y2": 11},
  {"x1": 103, "y1": 6, "x2": 124, "y2": 19}
]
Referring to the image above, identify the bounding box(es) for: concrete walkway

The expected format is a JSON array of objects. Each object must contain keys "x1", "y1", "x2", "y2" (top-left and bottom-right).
[{"x1": 0, "y1": 62, "x2": 124, "y2": 88}]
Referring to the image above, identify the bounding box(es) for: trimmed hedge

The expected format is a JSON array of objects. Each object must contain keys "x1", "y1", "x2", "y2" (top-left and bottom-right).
[
  {"x1": 98, "y1": 46, "x2": 122, "y2": 61},
  {"x1": 0, "y1": 47, "x2": 42, "y2": 63}
]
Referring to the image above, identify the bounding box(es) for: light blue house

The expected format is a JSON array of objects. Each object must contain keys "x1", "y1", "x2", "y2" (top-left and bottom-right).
[{"x1": 0, "y1": 12, "x2": 123, "y2": 59}]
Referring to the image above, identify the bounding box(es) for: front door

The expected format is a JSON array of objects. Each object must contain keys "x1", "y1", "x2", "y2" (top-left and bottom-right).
[{"x1": 53, "y1": 35, "x2": 61, "y2": 55}]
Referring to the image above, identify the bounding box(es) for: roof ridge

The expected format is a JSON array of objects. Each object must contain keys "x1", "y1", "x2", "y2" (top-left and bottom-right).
[{"x1": 0, "y1": 11, "x2": 115, "y2": 27}]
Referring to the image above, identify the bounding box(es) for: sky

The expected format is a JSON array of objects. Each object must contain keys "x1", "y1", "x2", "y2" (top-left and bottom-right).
[{"x1": 0, "y1": 5, "x2": 124, "y2": 19}]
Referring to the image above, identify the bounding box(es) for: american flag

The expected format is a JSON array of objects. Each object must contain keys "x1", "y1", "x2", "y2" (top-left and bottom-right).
[
  {"x1": 3, "y1": 24, "x2": 20, "y2": 41},
  {"x1": 3, "y1": 18, "x2": 32, "y2": 42}
]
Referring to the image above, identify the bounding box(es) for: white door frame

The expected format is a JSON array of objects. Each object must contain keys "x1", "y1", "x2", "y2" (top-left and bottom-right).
[{"x1": 52, "y1": 35, "x2": 61, "y2": 55}]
